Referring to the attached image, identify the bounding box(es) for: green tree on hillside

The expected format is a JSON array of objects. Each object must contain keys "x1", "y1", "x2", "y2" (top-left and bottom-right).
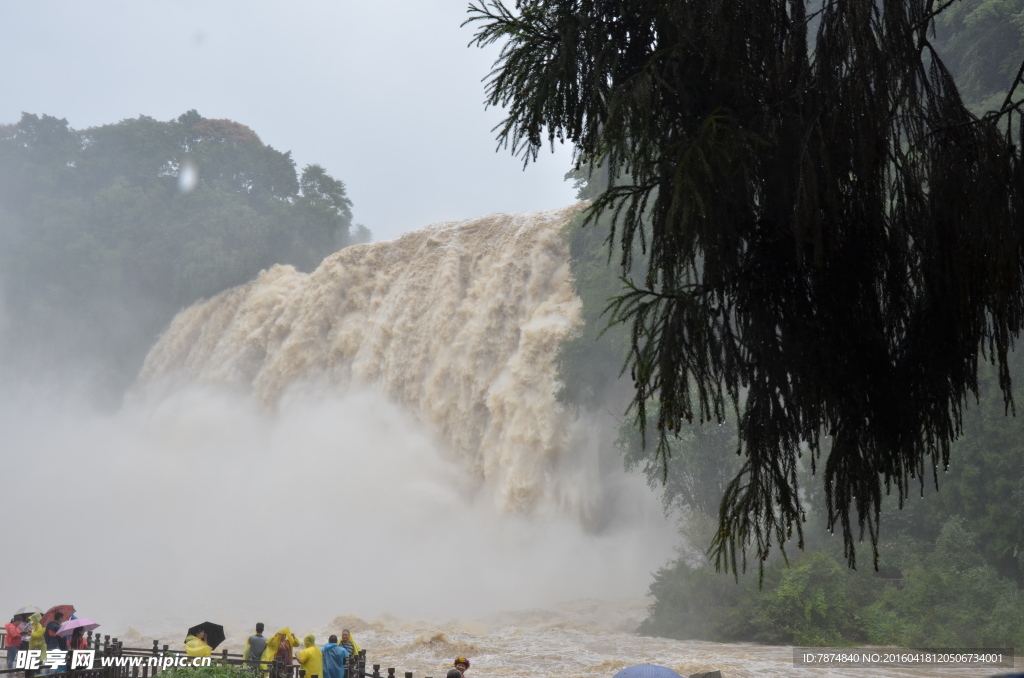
[
  {"x1": 0, "y1": 111, "x2": 366, "y2": 399},
  {"x1": 619, "y1": 401, "x2": 741, "y2": 521},
  {"x1": 933, "y1": 0, "x2": 1024, "y2": 112}
]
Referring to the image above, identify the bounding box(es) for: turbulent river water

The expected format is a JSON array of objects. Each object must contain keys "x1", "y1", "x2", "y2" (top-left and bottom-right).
[
  {"x1": 2, "y1": 207, "x2": 1000, "y2": 678},
  {"x1": 109, "y1": 598, "x2": 986, "y2": 678}
]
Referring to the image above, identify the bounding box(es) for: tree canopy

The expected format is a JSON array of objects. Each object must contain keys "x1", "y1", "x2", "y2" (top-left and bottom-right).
[
  {"x1": 0, "y1": 111, "x2": 368, "y2": 399},
  {"x1": 467, "y1": 0, "x2": 1024, "y2": 573}
]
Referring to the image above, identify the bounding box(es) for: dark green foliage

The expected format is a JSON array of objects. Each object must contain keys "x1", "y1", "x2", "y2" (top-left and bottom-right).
[
  {"x1": 642, "y1": 543, "x2": 880, "y2": 644},
  {"x1": 864, "y1": 518, "x2": 1024, "y2": 647},
  {"x1": 293, "y1": 164, "x2": 355, "y2": 273},
  {"x1": 636, "y1": 356, "x2": 1024, "y2": 645},
  {"x1": 619, "y1": 401, "x2": 742, "y2": 520},
  {"x1": 159, "y1": 665, "x2": 256, "y2": 678},
  {"x1": 542, "y1": 4, "x2": 1024, "y2": 645},
  {"x1": 641, "y1": 518, "x2": 1024, "y2": 648},
  {"x1": 555, "y1": 169, "x2": 636, "y2": 411},
  {"x1": 639, "y1": 550, "x2": 753, "y2": 642},
  {"x1": 756, "y1": 551, "x2": 881, "y2": 645},
  {"x1": 468, "y1": 0, "x2": 1024, "y2": 575},
  {"x1": 0, "y1": 111, "x2": 364, "y2": 399},
  {"x1": 886, "y1": 350, "x2": 1024, "y2": 581}
]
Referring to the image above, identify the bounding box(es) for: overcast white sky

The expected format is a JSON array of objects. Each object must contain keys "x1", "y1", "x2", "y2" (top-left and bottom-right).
[{"x1": 1, "y1": 1, "x2": 579, "y2": 242}]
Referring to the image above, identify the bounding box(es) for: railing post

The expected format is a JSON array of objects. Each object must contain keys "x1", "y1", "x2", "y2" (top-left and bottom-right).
[
  {"x1": 387, "y1": 668, "x2": 395, "y2": 678},
  {"x1": 372, "y1": 664, "x2": 380, "y2": 678},
  {"x1": 104, "y1": 635, "x2": 111, "y2": 651},
  {"x1": 150, "y1": 640, "x2": 159, "y2": 677},
  {"x1": 405, "y1": 673, "x2": 412, "y2": 678},
  {"x1": 223, "y1": 649, "x2": 229, "y2": 661}
]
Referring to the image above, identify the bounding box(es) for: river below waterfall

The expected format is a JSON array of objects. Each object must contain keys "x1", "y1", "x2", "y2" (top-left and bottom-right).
[{"x1": 111, "y1": 598, "x2": 994, "y2": 678}]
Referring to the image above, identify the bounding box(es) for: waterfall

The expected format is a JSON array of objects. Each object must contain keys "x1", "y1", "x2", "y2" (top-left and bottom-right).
[{"x1": 138, "y1": 205, "x2": 592, "y2": 515}]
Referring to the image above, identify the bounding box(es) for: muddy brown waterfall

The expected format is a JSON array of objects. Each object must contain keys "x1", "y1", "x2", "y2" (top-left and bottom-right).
[{"x1": 138, "y1": 205, "x2": 590, "y2": 515}]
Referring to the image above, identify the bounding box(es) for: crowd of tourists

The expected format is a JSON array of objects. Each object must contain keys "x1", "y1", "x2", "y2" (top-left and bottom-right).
[
  {"x1": 5, "y1": 610, "x2": 90, "y2": 673},
  {"x1": 183, "y1": 623, "x2": 471, "y2": 678},
  {"x1": 5, "y1": 614, "x2": 474, "y2": 678}
]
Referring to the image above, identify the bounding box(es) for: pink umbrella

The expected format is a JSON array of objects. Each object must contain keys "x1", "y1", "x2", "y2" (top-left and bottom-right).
[{"x1": 57, "y1": 618, "x2": 99, "y2": 637}]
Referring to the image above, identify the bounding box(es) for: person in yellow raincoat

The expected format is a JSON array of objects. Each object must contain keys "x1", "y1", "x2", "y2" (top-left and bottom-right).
[
  {"x1": 184, "y1": 630, "x2": 212, "y2": 657},
  {"x1": 296, "y1": 635, "x2": 323, "y2": 678},
  {"x1": 27, "y1": 613, "x2": 47, "y2": 667},
  {"x1": 261, "y1": 628, "x2": 300, "y2": 677}
]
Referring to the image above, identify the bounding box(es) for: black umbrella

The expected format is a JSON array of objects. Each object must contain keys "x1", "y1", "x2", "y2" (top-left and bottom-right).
[{"x1": 187, "y1": 622, "x2": 225, "y2": 650}]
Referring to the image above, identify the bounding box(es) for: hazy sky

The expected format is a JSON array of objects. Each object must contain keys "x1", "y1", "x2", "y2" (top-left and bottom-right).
[{"x1": 1, "y1": 1, "x2": 579, "y2": 242}]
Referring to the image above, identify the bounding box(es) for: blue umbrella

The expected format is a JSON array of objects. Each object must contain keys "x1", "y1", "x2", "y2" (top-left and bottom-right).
[{"x1": 612, "y1": 666, "x2": 683, "y2": 678}]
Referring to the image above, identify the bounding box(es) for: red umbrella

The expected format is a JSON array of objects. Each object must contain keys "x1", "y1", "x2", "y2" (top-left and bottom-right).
[{"x1": 41, "y1": 605, "x2": 76, "y2": 627}]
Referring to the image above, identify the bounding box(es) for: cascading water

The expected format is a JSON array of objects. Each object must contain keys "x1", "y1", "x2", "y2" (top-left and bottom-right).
[{"x1": 138, "y1": 205, "x2": 595, "y2": 518}]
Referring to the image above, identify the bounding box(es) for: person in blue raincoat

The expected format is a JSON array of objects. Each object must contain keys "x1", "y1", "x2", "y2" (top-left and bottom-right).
[{"x1": 321, "y1": 635, "x2": 350, "y2": 678}]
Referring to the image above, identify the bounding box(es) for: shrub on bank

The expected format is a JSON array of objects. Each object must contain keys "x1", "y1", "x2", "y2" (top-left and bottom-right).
[
  {"x1": 640, "y1": 517, "x2": 1024, "y2": 650},
  {"x1": 160, "y1": 664, "x2": 257, "y2": 678}
]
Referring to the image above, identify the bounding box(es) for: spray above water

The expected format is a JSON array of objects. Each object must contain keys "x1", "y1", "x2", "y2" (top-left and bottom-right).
[{"x1": 2, "y1": 386, "x2": 668, "y2": 625}]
